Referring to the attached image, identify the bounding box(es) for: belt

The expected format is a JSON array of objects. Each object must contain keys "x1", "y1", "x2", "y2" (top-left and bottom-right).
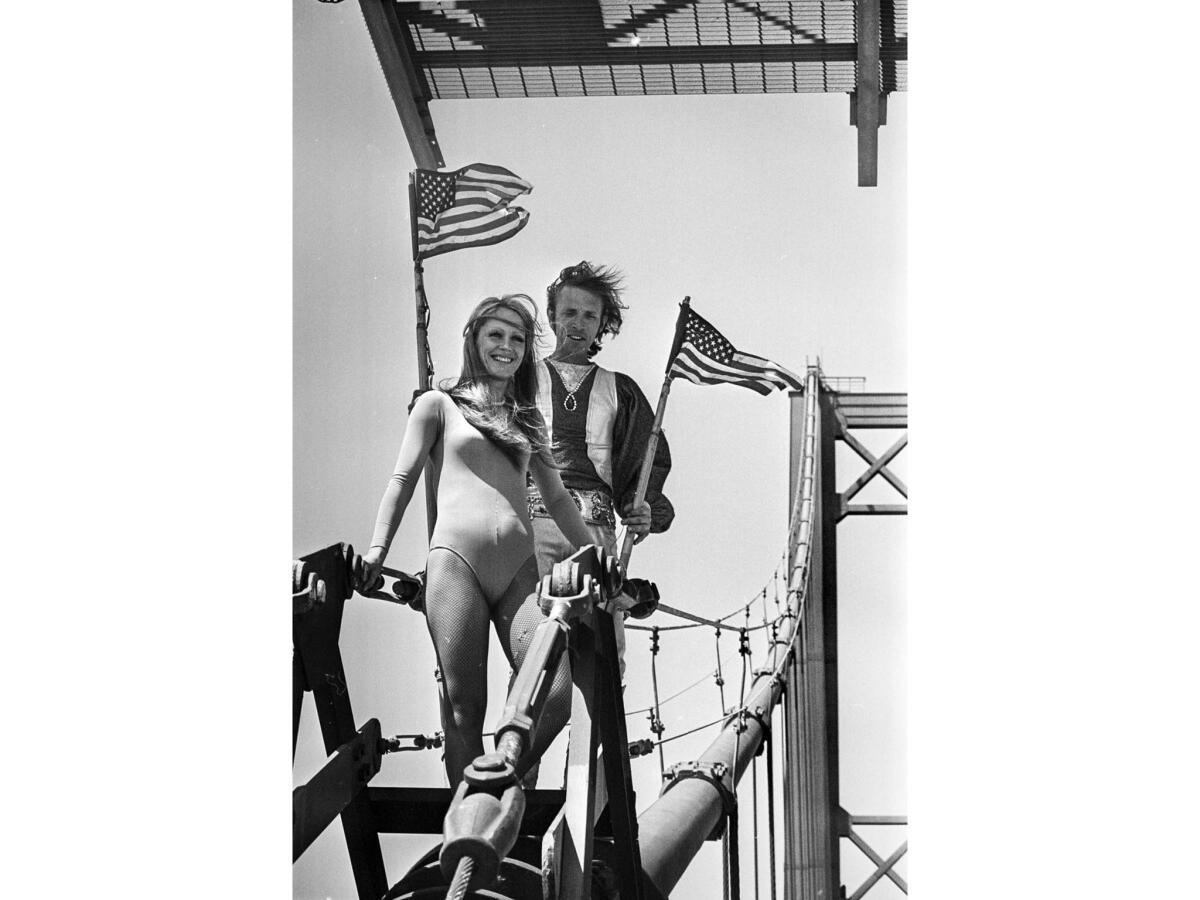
[{"x1": 527, "y1": 485, "x2": 616, "y2": 528}]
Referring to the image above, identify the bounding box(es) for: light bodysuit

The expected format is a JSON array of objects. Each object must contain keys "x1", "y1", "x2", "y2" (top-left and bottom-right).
[
  {"x1": 374, "y1": 390, "x2": 549, "y2": 600},
  {"x1": 428, "y1": 394, "x2": 538, "y2": 598},
  {"x1": 371, "y1": 388, "x2": 591, "y2": 788}
]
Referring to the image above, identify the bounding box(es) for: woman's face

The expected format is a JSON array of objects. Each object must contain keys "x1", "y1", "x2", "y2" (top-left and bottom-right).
[{"x1": 475, "y1": 306, "x2": 528, "y2": 382}]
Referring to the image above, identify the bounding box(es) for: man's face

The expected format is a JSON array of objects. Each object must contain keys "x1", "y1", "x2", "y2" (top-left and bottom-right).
[{"x1": 552, "y1": 285, "x2": 605, "y2": 361}]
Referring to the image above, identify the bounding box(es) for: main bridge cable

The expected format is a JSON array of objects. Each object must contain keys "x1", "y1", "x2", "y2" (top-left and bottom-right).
[{"x1": 635, "y1": 368, "x2": 819, "y2": 898}]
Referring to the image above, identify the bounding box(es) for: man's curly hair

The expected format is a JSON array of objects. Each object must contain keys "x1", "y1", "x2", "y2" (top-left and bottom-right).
[{"x1": 545, "y1": 261, "x2": 629, "y2": 359}]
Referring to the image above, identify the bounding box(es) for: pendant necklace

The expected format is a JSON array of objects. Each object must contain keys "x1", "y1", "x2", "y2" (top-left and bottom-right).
[{"x1": 550, "y1": 360, "x2": 595, "y2": 412}]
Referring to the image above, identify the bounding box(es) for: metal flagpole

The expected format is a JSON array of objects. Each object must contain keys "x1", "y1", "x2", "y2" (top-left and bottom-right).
[
  {"x1": 410, "y1": 172, "x2": 451, "y2": 741},
  {"x1": 408, "y1": 173, "x2": 438, "y2": 539},
  {"x1": 617, "y1": 296, "x2": 691, "y2": 570}
]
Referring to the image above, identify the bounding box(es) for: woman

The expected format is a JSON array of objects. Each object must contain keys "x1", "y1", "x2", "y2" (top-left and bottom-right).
[{"x1": 361, "y1": 294, "x2": 596, "y2": 788}]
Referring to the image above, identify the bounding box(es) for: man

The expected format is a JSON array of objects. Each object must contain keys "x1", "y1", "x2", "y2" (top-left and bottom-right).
[{"x1": 526, "y1": 261, "x2": 674, "y2": 673}]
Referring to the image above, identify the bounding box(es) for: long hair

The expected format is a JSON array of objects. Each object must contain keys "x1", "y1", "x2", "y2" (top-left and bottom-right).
[
  {"x1": 442, "y1": 294, "x2": 555, "y2": 466},
  {"x1": 545, "y1": 260, "x2": 628, "y2": 359}
]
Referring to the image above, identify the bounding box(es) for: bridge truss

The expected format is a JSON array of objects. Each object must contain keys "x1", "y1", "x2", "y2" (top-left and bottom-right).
[{"x1": 357, "y1": 0, "x2": 907, "y2": 185}]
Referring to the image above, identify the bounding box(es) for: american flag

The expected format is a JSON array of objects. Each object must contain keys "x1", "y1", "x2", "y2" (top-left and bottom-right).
[
  {"x1": 413, "y1": 163, "x2": 531, "y2": 260},
  {"x1": 667, "y1": 303, "x2": 804, "y2": 395}
]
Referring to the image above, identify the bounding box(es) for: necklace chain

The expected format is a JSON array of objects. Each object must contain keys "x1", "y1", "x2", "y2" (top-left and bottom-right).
[{"x1": 550, "y1": 360, "x2": 595, "y2": 412}]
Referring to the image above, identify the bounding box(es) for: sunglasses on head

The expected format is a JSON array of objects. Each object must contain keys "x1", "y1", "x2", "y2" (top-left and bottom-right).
[{"x1": 549, "y1": 261, "x2": 594, "y2": 294}]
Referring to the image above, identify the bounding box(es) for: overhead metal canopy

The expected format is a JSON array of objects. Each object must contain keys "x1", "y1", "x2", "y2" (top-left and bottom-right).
[{"x1": 358, "y1": 0, "x2": 906, "y2": 184}]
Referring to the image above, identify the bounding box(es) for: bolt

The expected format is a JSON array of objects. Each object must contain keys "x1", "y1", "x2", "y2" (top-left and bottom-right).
[{"x1": 474, "y1": 753, "x2": 507, "y2": 772}]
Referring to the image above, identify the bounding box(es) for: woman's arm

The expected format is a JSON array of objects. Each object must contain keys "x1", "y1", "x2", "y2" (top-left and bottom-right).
[
  {"x1": 528, "y1": 455, "x2": 596, "y2": 551},
  {"x1": 361, "y1": 392, "x2": 443, "y2": 586}
]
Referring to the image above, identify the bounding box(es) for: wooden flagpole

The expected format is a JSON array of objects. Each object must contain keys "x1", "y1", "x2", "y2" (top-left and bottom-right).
[
  {"x1": 617, "y1": 296, "x2": 691, "y2": 570},
  {"x1": 409, "y1": 173, "x2": 437, "y2": 539}
]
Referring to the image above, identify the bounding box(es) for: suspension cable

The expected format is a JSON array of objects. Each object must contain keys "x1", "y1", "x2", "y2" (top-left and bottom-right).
[
  {"x1": 713, "y1": 627, "x2": 727, "y2": 713},
  {"x1": 766, "y1": 726, "x2": 777, "y2": 900},
  {"x1": 625, "y1": 649, "x2": 740, "y2": 717},
  {"x1": 752, "y1": 746, "x2": 761, "y2": 900},
  {"x1": 648, "y1": 626, "x2": 666, "y2": 777}
]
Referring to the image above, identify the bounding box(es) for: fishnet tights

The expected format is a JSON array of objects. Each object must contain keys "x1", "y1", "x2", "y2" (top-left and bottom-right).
[{"x1": 424, "y1": 548, "x2": 572, "y2": 788}]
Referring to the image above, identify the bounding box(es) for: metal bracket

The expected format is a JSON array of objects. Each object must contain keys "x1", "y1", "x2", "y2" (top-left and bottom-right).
[
  {"x1": 741, "y1": 703, "x2": 772, "y2": 756},
  {"x1": 660, "y1": 760, "x2": 737, "y2": 840}
]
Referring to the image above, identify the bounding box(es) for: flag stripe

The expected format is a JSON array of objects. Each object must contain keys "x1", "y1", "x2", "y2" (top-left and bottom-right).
[
  {"x1": 419, "y1": 216, "x2": 530, "y2": 257},
  {"x1": 421, "y1": 219, "x2": 528, "y2": 248},
  {"x1": 673, "y1": 344, "x2": 798, "y2": 391},
  {"x1": 729, "y1": 352, "x2": 804, "y2": 389},
  {"x1": 665, "y1": 304, "x2": 803, "y2": 396},
  {"x1": 414, "y1": 163, "x2": 532, "y2": 260},
  {"x1": 670, "y1": 361, "x2": 775, "y2": 395},
  {"x1": 417, "y1": 204, "x2": 516, "y2": 230},
  {"x1": 420, "y1": 220, "x2": 530, "y2": 259},
  {"x1": 669, "y1": 348, "x2": 780, "y2": 395},
  {"x1": 418, "y1": 210, "x2": 528, "y2": 239}
]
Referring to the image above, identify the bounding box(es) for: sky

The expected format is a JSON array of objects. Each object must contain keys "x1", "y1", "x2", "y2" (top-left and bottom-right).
[
  {"x1": 6, "y1": 4, "x2": 1200, "y2": 900},
  {"x1": 294, "y1": 3, "x2": 906, "y2": 898}
]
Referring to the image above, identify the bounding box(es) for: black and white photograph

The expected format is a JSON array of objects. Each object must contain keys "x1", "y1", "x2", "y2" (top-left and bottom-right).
[
  {"x1": 8, "y1": 3, "x2": 1198, "y2": 898},
  {"x1": 293, "y1": 3, "x2": 905, "y2": 898}
]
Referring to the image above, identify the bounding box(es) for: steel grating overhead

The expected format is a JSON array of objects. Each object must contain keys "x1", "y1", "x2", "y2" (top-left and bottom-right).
[
  {"x1": 356, "y1": 0, "x2": 904, "y2": 182},
  {"x1": 397, "y1": 0, "x2": 907, "y2": 100}
]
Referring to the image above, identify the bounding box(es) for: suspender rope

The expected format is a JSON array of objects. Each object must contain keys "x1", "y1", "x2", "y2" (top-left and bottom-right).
[
  {"x1": 648, "y1": 626, "x2": 666, "y2": 778},
  {"x1": 752, "y1": 752, "x2": 761, "y2": 900},
  {"x1": 714, "y1": 627, "x2": 727, "y2": 713},
  {"x1": 766, "y1": 722, "x2": 778, "y2": 900},
  {"x1": 744, "y1": 601, "x2": 762, "y2": 900},
  {"x1": 725, "y1": 625, "x2": 750, "y2": 900}
]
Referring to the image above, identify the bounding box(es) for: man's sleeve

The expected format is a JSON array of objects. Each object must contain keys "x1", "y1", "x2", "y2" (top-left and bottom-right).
[{"x1": 613, "y1": 372, "x2": 675, "y2": 533}]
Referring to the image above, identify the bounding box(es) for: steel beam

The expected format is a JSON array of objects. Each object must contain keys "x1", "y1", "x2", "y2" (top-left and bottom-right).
[
  {"x1": 783, "y1": 387, "x2": 843, "y2": 898},
  {"x1": 846, "y1": 829, "x2": 908, "y2": 894},
  {"x1": 834, "y1": 394, "x2": 907, "y2": 431},
  {"x1": 838, "y1": 503, "x2": 907, "y2": 521},
  {"x1": 816, "y1": 393, "x2": 844, "y2": 897},
  {"x1": 293, "y1": 544, "x2": 388, "y2": 900},
  {"x1": 407, "y1": 42, "x2": 906, "y2": 71},
  {"x1": 293, "y1": 648, "x2": 306, "y2": 762},
  {"x1": 593, "y1": 612, "x2": 646, "y2": 900},
  {"x1": 848, "y1": 815, "x2": 906, "y2": 826},
  {"x1": 293, "y1": 719, "x2": 383, "y2": 861},
  {"x1": 559, "y1": 619, "x2": 601, "y2": 900},
  {"x1": 853, "y1": 0, "x2": 882, "y2": 186},
  {"x1": 358, "y1": 0, "x2": 444, "y2": 170},
  {"x1": 840, "y1": 430, "x2": 908, "y2": 499},
  {"x1": 840, "y1": 433, "x2": 908, "y2": 504},
  {"x1": 847, "y1": 840, "x2": 907, "y2": 900}
]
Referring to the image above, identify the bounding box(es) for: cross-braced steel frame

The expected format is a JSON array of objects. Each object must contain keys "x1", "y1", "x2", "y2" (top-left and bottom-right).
[{"x1": 783, "y1": 378, "x2": 906, "y2": 899}]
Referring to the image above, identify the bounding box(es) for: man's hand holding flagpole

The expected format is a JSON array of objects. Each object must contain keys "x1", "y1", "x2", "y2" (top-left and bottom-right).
[{"x1": 618, "y1": 296, "x2": 805, "y2": 573}]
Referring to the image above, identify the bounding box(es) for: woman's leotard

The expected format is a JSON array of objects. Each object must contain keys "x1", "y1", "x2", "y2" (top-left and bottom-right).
[{"x1": 422, "y1": 393, "x2": 536, "y2": 601}]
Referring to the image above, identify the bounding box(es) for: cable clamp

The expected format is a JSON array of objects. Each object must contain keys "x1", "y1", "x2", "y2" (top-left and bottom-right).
[{"x1": 660, "y1": 760, "x2": 736, "y2": 840}]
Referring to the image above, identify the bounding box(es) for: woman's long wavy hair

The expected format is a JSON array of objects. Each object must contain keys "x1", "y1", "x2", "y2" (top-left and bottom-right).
[{"x1": 443, "y1": 294, "x2": 555, "y2": 467}]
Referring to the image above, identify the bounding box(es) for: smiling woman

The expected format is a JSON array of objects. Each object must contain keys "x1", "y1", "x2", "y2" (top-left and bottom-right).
[
  {"x1": 359, "y1": 294, "x2": 597, "y2": 788},
  {"x1": 477, "y1": 308, "x2": 526, "y2": 380}
]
